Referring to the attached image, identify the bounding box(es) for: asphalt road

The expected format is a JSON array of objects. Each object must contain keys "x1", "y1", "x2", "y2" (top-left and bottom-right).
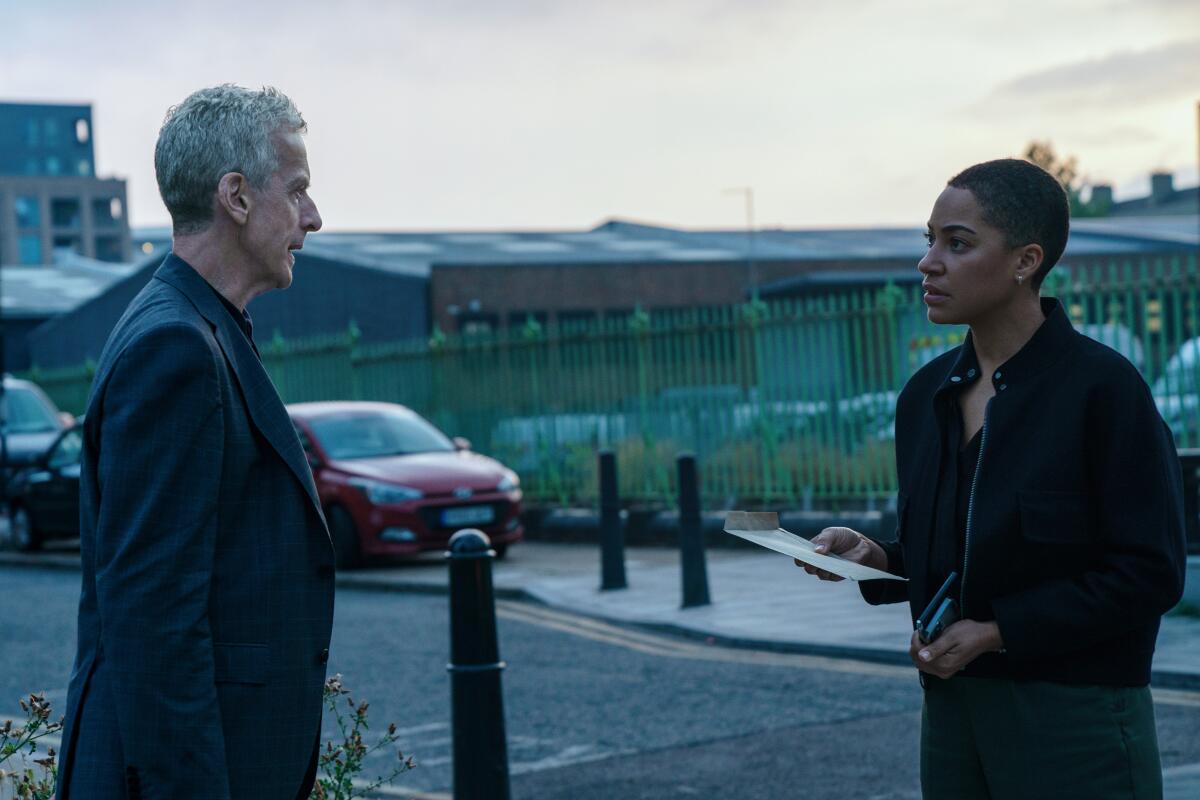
[{"x1": 3, "y1": 565, "x2": 1199, "y2": 799}]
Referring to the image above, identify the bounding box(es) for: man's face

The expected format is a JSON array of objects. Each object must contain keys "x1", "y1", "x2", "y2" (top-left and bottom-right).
[
  {"x1": 242, "y1": 129, "x2": 322, "y2": 290},
  {"x1": 917, "y1": 186, "x2": 1022, "y2": 326}
]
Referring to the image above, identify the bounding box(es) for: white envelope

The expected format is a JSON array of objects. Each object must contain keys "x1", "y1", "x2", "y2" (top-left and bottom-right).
[{"x1": 723, "y1": 511, "x2": 906, "y2": 582}]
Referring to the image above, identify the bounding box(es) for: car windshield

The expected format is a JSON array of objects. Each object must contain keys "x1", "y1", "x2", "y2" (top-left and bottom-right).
[
  {"x1": 1, "y1": 388, "x2": 61, "y2": 434},
  {"x1": 309, "y1": 410, "x2": 455, "y2": 460}
]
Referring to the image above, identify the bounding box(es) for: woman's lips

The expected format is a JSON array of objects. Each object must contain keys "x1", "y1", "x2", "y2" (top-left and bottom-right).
[{"x1": 923, "y1": 287, "x2": 949, "y2": 305}]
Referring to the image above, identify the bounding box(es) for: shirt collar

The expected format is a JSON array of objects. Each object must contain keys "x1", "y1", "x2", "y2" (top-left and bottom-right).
[
  {"x1": 214, "y1": 289, "x2": 255, "y2": 341},
  {"x1": 938, "y1": 297, "x2": 1075, "y2": 395}
]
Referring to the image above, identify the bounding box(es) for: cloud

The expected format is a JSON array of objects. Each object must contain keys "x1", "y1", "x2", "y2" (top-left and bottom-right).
[
  {"x1": 1069, "y1": 125, "x2": 1161, "y2": 147},
  {"x1": 989, "y1": 39, "x2": 1200, "y2": 108}
]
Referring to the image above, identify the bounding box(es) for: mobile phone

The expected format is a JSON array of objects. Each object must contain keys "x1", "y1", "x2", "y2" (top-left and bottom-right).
[
  {"x1": 918, "y1": 597, "x2": 960, "y2": 644},
  {"x1": 916, "y1": 571, "x2": 959, "y2": 644}
]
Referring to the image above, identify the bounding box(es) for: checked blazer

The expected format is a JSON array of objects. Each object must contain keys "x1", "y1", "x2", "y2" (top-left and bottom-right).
[{"x1": 56, "y1": 254, "x2": 337, "y2": 799}]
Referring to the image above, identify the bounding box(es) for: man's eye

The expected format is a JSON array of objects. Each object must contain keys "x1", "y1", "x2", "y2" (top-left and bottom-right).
[{"x1": 949, "y1": 238, "x2": 968, "y2": 252}]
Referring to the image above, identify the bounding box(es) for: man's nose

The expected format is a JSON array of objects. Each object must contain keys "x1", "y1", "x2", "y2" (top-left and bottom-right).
[{"x1": 303, "y1": 197, "x2": 323, "y2": 233}]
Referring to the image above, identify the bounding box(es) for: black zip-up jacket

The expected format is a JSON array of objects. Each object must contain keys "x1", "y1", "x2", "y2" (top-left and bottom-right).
[{"x1": 862, "y1": 298, "x2": 1187, "y2": 687}]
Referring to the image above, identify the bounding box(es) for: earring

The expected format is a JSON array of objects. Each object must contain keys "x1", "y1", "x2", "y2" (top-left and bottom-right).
[{"x1": 1016, "y1": 274, "x2": 1024, "y2": 285}]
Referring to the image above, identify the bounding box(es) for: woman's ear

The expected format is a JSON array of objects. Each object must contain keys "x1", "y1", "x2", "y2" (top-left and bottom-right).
[
  {"x1": 216, "y1": 172, "x2": 251, "y2": 226},
  {"x1": 1015, "y1": 243, "x2": 1044, "y2": 287}
]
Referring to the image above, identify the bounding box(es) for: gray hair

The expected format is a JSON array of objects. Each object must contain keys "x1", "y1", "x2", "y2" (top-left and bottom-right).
[{"x1": 154, "y1": 84, "x2": 306, "y2": 235}]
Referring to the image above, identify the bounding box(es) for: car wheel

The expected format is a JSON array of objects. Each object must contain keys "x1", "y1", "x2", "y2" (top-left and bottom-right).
[
  {"x1": 492, "y1": 542, "x2": 508, "y2": 560},
  {"x1": 327, "y1": 506, "x2": 362, "y2": 569},
  {"x1": 10, "y1": 506, "x2": 42, "y2": 553}
]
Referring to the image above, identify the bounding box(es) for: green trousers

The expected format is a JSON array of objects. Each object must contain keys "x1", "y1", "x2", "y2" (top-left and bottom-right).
[{"x1": 921, "y1": 676, "x2": 1162, "y2": 800}]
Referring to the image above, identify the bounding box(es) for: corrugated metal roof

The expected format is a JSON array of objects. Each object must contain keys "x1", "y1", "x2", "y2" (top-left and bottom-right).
[
  {"x1": 1, "y1": 252, "x2": 145, "y2": 318},
  {"x1": 132, "y1": 215, "x2": 1200, "y2": 282}
]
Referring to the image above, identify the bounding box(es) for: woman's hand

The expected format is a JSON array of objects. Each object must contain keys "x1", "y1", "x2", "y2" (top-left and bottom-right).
[
  {"x1": 795, "y1": 527, "x2": 888, "y2": 581},
  {"x1": 909, "y1": 620, "x2": 1004, "y2": 679}
]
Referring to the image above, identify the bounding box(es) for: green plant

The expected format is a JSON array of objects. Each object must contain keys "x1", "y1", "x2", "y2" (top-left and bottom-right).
[
  {"x1": 311, "y1": 674, "x2": 416, "y2": 800},
  {"x1": 1169, "y1": 601, "x2": 1200, "y2": 619},
  {"x1": 0, "y1": 692, "x2": 61, "y2": 800}
]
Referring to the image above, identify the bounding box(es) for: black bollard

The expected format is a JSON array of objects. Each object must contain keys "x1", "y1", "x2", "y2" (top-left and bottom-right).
[
  {"x1": 599, "y1": 450, "x2": 627, "y2": 590},
  {"x1": 446, "y1": 529, "x2": 511, "y2": 800},
  {"x1": 677, "y1": 453, "x2": 711, "y2": 607}
]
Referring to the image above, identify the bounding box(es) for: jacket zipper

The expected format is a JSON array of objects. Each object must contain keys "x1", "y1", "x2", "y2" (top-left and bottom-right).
[{"x1": 960, "y1": 398, "x2": 992, "y2": 616}]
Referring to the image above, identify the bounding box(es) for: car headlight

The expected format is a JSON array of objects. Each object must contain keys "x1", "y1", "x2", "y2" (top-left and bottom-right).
[
  {"x1": 497, "y1": 471, "x2": 520, "y2": 492},
  {"x1": 348, "y1": 478, "x2": 423, "y2": 504}
]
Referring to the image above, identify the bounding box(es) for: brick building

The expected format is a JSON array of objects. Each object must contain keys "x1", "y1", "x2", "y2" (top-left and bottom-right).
[{"x1": 0, "y1": 101, "x2": 132, "y2": 266}]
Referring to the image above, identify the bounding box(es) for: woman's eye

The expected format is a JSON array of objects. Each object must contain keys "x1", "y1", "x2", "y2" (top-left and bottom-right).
[
  {"x1": 949, "y1": 238, "x2": 968, "y2": 252},
  {"x1": 923, "y1": 233, "x2": 934, "y2": 247}
]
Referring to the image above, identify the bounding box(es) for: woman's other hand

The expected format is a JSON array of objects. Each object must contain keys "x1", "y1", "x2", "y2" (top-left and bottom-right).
[{"x1": 795, "y1": 527, "x2": 888, "y2": 581}]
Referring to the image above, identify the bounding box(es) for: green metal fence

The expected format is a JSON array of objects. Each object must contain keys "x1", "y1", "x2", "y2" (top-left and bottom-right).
[{"x1": 27, "y1": 253, "x2": 1200, "y2": 508}]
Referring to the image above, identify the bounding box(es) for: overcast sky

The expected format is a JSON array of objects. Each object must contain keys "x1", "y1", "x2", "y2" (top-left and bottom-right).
[{"x1": 2, "y1": 0, "x2": 1198, "y2": 231}]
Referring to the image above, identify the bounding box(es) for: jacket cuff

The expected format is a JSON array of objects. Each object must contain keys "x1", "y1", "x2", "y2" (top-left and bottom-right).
[{"x1": 858, "y1": 538, "x2": 906, "y2": 605}]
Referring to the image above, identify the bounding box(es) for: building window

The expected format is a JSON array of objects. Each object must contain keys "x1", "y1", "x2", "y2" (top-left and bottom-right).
[
  {"x1": 459, "y1": 314, "x2": 498, "y2": 336},
  {"x1": 92, "y1": 197, "x2": 120, "y2": 227},
  {"x1": 557, "y1": 310, "x2": 598, "y2": 332},
  {"x1": 44, "y1": 118, "x2": 60, "y2": 146},
  {"x1": 25, "y1": 119, "x2": 39, "y2": 147},
  {"x1": 14, "y1": 196, "x2": 40, "y2": 228},
  {"x1": 77, "y1": 159, "x2": 92, "y2": 176},
  {"x1": 51, "y1": 198, "x2": 81, "y2": 228},
  {"x1": 94, "y1": 235, "x2": 124, "y2": 263},
  {"x1": 45, "y1": 156, "x2": 61, "y2": 175},
  {"x1": 18, "y1": 235, "x2": 42, "y2": 265},
  {"x1": 506, "y1": 310, "x2": 548, "y2": 329},
  {"x1": 75, "y1": 118, "x2": 90, "y2": 144},
  {"x1": 53, "y1": 234, "x2": 82, "y2": 257}
]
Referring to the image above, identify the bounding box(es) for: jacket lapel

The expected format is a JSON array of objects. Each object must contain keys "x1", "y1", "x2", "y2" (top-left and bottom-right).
[{"x1": 153, "y1": 255, "x2": 326, "y2": 523}]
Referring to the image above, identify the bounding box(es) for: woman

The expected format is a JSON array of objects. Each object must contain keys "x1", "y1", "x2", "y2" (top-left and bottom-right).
[{"x1": 801, "y1": 159, "x2": 1187, "y2": 799}]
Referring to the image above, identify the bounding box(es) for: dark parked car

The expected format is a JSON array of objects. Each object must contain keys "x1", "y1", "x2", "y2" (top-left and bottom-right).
[
  {"x1": 5, "y1": 425, "x2": 82, "y2": 551},
  {"x1": 287, "y1": 401, "x2": 524, "y2": 567},
  {"x1": 1, "y1": 376, "x2": 73, "y2": 494}
]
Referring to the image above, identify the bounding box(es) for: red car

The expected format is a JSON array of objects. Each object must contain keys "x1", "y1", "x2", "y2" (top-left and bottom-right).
[{"x1": 287, "y1": 401, "x2": 523, "y2": 567}]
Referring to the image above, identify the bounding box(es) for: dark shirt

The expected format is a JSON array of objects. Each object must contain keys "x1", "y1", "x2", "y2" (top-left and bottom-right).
[{"x1": 214, "y1": 290, "x2": 260, "y2": 358}]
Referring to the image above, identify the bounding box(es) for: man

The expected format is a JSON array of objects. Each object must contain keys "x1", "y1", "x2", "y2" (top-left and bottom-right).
[{"x1": 56, "y1": 85, "x2": 335, "y2": 799}]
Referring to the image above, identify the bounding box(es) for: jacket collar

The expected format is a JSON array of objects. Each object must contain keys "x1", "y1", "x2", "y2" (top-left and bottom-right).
[
  {"x1": 937, "y1": 297, "x2": 1076, "y2": 395},
  {"x1": 152, "y1": 253, "x2": 325, "y2": 521}
]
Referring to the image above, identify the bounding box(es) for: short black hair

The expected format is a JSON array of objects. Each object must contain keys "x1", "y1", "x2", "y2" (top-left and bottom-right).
[{"x1": 948, "y1": 159, "x2": 1070, "y2": 289}]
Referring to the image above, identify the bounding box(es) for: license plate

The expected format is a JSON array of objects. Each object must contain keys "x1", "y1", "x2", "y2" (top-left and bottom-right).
[{"x1": 441, "y1": 505, "x2": 495, "y2": 527}]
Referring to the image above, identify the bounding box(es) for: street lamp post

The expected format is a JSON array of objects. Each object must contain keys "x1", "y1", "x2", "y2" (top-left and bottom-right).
[{"x1": 723, "y1": 186, "x2": 758, "y2": 300}]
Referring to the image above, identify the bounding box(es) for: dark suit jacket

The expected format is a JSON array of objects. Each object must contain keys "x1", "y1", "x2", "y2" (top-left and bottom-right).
[{"x1": 56, "y1": 254, "x2": 336, "y2": 799}]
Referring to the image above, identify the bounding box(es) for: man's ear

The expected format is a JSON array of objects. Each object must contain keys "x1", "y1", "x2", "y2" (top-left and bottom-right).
[{"x1": 216, "y1": 172, "x2": 251, "y2": 226}]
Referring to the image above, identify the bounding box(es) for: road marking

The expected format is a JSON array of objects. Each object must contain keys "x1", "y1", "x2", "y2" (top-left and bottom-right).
[
  {"x1": 497, "y1": 602, "x2": 1200, "y2": 703},
  {"x1": 352, "y1": 780, "x2": 450, "y2": 799},
  {"x1": 389, "y1": 721, "x2": 449, "y2": 736},
  {"x1": 509, "y1": 743, "x2": 629, "y2": 775},
  {"x1": 1153, "y1": 687, "x2": 1200, "y2": 708},
  {"x1": 496, "y1": 600, "x2": 913, "y2": 679}
]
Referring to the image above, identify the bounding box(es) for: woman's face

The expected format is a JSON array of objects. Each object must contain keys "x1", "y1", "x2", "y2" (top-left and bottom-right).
[{"x1": 918, "y1": 186, "x2": 1033, "y2": 326}]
